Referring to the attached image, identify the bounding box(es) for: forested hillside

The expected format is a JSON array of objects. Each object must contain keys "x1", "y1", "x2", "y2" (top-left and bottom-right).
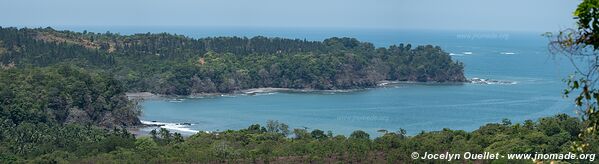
[
  {"x1": 0, "y1": 65, "x2": 141, "y2": 128},
  {"x1": 0, "y1": 26, "x2": 597, "y2": 163},
  {"x1": 2, "y1": 112, "x2": 595, "y2": 163},
  {"x1": 0, "y1": 27, "x2": 466, "y2": 95},
  {"x1": 0, "y1": 65, "x2": 143, "y2": 161}
]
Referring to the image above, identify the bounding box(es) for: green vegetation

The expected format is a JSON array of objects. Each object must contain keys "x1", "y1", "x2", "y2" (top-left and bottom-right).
[
  {"x1": 1, "y1": 111, "x2": 594, "y2": 163},
  {"x1": 548, "y1": 0, "x2": 599, "y2": 152},
  {"x1": 107, "y1": 115, "x2": 589, "y2": 163},
  {"x1": 2, "y1": 0, "x2": 599, "y2": 162},
  {"x1": 0, "y1": 66, "x2": 141, "y2": 162},
  {"x1": 0, "y1": 66, "x2": 592, "y2": 162},
  {"x1": 0, "y1": 65, "x2": 140, "y2": 127},
  {"x1": 0, "y1": 27, "x2": 466, "y2": 95}
]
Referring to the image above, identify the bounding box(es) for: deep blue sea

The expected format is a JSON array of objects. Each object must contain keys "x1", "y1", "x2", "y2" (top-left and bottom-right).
[{"x1": 55, "y1": 26, "x2": 578, "y2": 136}]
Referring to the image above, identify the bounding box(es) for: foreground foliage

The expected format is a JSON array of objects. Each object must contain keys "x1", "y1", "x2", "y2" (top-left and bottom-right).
[
  {"x1": 548, "y1": 0, "x2": 599, "y2": 152},
  {"x1": 0, "y1": 113, "x2": 593, "y2": 163}
]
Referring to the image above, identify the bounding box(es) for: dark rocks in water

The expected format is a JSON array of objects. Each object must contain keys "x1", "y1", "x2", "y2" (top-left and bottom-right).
[
  {"x1": 180, "y1": 122, "x2": 192, "y2": 126},
  {"x1": 146, "y1": 123, "x2": 165, "y2": 127},
  {"x1": 143, "y1": 121, "x2": 165, "y2": 127}
]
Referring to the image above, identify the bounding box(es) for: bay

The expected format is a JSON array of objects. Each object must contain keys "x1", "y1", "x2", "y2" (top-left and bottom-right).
[{"x1": 56, "y1": 26, "x2": 577, "y2": 136}]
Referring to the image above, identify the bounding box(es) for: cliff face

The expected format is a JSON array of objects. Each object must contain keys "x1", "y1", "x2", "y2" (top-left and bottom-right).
[
  {"x1": 0, "y1": 66, "x2": 141, "y2": 128},
  {"x1": 405, "y1": 66, "x2": 467, "y2": 83},
  {"x1": 65, "y1": 103, "x2": 142, "y2": 128},
  {"x1": 0, "y1": 27, "x2": 467, "y2": 95}
]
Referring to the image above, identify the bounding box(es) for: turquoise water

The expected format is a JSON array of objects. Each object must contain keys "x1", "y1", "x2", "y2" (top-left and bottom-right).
[{"x1": 59, "y1": 27, "x2": 577, "y2": 136}]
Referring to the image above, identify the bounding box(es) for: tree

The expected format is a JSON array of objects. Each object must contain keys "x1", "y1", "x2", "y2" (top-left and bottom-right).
[
  {"x1": 265, "y1": 120, "x2": 289, "y2": 136},
  {"x1": 173, "y1": 133, "x2": 184, "y2": 143},
  {"x1": 134, "y1": 137, "x2": 160, "y2": 159},
  {"x1": 350, "y1": 130, "x2": 370, "y2": 140},
  {"x1": 548, "y1": 0, "x2": 599, "y2": 152},
  {"x1": 293, "y1": 128, "x2": 311, "y2": 140},
  {"x1": 310, "y1": 129, "x2": 327, "y2": 140},
  {"x1": 396, "y1": 128, "x2": 407, "y2": 139},
  {"x1": 502, "y1": 118, "x2": 512, "y2": 126},
  {"x1": 158, "y1": 128, "x2": 172, "y2": 144}
]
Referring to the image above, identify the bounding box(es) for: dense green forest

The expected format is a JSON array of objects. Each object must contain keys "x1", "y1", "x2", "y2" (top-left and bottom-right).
[
  {"x1": 3, "y1": 0, "x2": 599, "y2": 162},
  {"x1": 0, "y1": 65, "x2": 140, "y2": 128},
  {"x1": 80, "y1": 115, "x2": 595, "y2": 163},
  {"x1": 1, "y1": 25, "x2": 597, "y2": 162},
  {"x1": 0, "y1": 66, "x2": 142, "y2": 162},
  {"x1": 0, "y1": 27, "x2": 466, "y2": 95},
  {"x1": 0, "y1": 69, "x2": 593, "y2": 163},
  {"x1": 1, "y1": 102, "x2": 596, "y2": 163}
]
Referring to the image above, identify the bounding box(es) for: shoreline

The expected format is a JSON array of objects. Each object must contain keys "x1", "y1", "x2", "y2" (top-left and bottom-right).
[
  {"x1": 125, "y1": 78, "x2": 518, "y2": 137},
  {"x1": 125, "y1": 80, "x2": 471, "y2": 100},
  {"x1": 126, "y1": 120, "x2": 203, "y2": 137},
  {"x1": 124, "y1": 81, "x2": 456, "y2": 137}
]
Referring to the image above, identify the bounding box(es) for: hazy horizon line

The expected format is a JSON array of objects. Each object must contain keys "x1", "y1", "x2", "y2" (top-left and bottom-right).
[{"x1": 0, "y1": 24, "x2": 565, "y2": 34}]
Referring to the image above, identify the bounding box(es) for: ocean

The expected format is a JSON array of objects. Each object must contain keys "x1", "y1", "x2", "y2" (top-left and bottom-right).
[{"x1": 54, "y1": 26, "x2": 577, "y2": 136}]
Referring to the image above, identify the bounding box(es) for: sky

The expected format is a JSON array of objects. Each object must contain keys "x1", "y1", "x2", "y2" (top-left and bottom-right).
[{"x1": 0, "y1": 0, "x2": 581, "y2": 32}]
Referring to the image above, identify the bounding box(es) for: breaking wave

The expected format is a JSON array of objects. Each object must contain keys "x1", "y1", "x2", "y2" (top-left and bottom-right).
[{"x1": 141, "y1": 120, "x2": 200, "y2": 134}]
